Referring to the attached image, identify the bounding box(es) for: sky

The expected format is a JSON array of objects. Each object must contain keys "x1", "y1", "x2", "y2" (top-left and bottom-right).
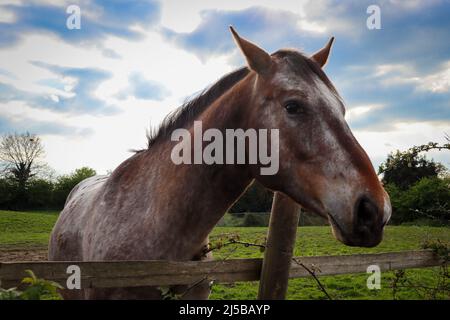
[{"x1": 0, "y1": 0, "x2": 449, "y2": 175}]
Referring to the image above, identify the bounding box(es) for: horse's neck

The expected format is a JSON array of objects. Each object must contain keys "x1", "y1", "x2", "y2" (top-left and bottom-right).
[{"x1": 107, "y1": 76, "x2": 255, "y2": 259}]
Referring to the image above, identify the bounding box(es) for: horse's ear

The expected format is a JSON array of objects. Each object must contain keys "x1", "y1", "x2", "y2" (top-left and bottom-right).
[
  {"x1": 229, "y1": 26, "x2": 272, "y2": 75},
  {"x1": 311, "y1": 37, "x2": 335, "y2": 68}
]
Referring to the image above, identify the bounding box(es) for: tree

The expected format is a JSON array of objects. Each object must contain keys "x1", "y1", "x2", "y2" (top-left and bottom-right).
[
  {"x1": 229, "y1": 181, "x2": 273, "y2": 213},
  {"x1": 385, "y1": 177, "x2": 450, "y2": 225},
  {"x1": 402, "y1": 177, "x2": 450, "y2": 223},
  {"x1": 0, "y1": 178, "x2": 17, "y2": 209},
  {"x1": 379, "y1": 140, "x2": 449, "y2": 224},
  {"x1": 53, "y1": 167, "x2": 97, "y2": 208},
  {"x1": 243, "y1": 213, "x2": 266, "y2": 227},
  {"x1": 27, "y1": 179, "x2": 54, "y2": 209},
  {"x1": 0, "y1": 132, "x2": 46, "y2": 208},
  {"x1": 379, "y1": 148, "x2": 446, "y2": 190}
]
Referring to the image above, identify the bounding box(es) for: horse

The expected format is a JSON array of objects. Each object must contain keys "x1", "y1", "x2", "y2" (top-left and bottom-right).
[{"x1": 48, "y1": 27, "x2": 392, "y2": 299}]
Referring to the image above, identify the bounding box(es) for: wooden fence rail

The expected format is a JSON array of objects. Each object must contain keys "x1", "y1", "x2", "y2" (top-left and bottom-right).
[{"x1": 0, "y1": 250, "x2": 444, "y2": 290}]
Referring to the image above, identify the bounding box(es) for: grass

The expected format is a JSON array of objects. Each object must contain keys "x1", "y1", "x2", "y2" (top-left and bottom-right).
[
  {"x1": 0, "y1": 210, "x2": 59, "y2": 249},
  {"x1": 0, "y1": 210, "x2": 448, "y2": 299},
  {"x1": 208, "y1": 227, "x2": 449, "y2": 299}
]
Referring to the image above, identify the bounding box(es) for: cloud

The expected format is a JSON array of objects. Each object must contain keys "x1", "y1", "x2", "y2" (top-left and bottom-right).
[
  {"x1": 1, "y1": 61, "x2": 119, "y2": 115},
  {"x1": 0, "y1": 0, "x2": 448, "y2": 173},
  {"x1": 0, "y1": 0, "x2": 161, "y2": 47},
  {"x1": 160, "y1": 1, "x2": 450, "y2": 132},
  {"x1": 160, "y1": 0, "x2": 450, "y2": 76},
  {"x1": 0, "y1": 114, "x2": 93, "y2": 137},
  {"x1": 116, "y1": 72, "x2": 170, "y2": 101},
  {"x1": 337, "y1": 59, "x2": 450, "y2": 131},
  {"x1": 418, "y1": 62, "x2": 450, "y2": 93},
  {"x1": 0, "y1": 81, "x2": 30, "y2": 102},
  {"x1": 31, "y1": 61, "x2": 119, "y2": 114},
  {"x1": 162, "y1": 6, "x2": 316, "y2": 61},
  {"x1": 0, "y1": 67, "x2": 16, "y2": 79},
  {"x1": 353, "y1": 120, "x2": 450, "y2": 170},
  {"x1": 100, "y1": 47, "x2": 122, "y2": 59},
  {"x1": 345, "y1": 82, "x2": 450, "y2": 131}
]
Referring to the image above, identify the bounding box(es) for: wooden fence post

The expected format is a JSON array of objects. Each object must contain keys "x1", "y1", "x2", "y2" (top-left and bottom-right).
[{"x1": 257, "y1": 192, "x2": 300, "y2": 300}]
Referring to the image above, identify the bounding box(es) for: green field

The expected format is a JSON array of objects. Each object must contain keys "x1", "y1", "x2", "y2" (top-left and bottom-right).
[
  {"x1": 0, "y1": 210, "x2": 448, "y2": 299},
  {"x1": 0, "y1": 210, "x2": 59, "y2": 249}
]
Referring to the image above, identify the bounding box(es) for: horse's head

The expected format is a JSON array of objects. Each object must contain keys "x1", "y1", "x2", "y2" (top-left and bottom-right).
[{"x1": 230, "y1": 27, "x2": 391, "y2": 247}]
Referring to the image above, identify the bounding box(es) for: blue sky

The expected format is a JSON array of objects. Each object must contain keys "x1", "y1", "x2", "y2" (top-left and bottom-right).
[{"x1": 0, "y1": 0, "x2": 449, "y2": 174}]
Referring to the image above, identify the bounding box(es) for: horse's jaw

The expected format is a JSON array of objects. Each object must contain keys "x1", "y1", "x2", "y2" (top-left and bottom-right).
[{"x1": 328, "y1": 213, "x2": 385, "y2": 248}]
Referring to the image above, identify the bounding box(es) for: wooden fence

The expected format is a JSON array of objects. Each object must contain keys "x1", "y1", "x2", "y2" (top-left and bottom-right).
[{"x1": 0, "y1": 250, "x2": 444, "y2": 290}]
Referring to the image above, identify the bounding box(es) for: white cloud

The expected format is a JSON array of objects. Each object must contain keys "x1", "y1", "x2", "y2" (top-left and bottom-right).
[
  {"x1": 346, "y1": 104, "x2": 384, "y2": 121},
  {"x1": 0, "y1": 34, "x2": 109, "y2": 95},
  {"x1": 374, "y1": 64, "x2": 412, "y2": 77},
  {"x1": 362, "y1": 61, "x2": 450, "y2": 94},
  {"x1": 354, "y1": 121, "x2": 450, "y2": 170},
  {"x1": 300, "y1": 0, "x2": 363, "y2": 37},
  {"x1": 0, "y1": 5, "x2": 16, "y2": 23},
  {"x1": 419, "y1": 62, "x2": 450, "y2": 93},
  {"x1": 160, "y1": 0, "x2": 307, "y2": 33}
]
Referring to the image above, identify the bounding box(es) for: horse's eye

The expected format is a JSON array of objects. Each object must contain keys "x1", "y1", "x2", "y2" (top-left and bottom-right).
[{"x1": 284, "y1": 101, "x2": 302, "y2": 114}]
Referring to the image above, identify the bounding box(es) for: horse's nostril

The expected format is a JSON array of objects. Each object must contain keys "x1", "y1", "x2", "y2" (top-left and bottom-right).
[{"x1": 355, "y1": 197, "x2": 378, "y2": 228}]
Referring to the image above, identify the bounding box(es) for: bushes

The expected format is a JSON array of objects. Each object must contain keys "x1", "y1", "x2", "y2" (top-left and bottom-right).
[
  {"x1": 0, "y1": 167, "x2": 96, "y2": 211},
  {"x1": 0, "y1": 270, "x2": 62, "y2": 300},
  {"x1": 243, "y1": 213, "x2": 268, "y2": 227},
  {"x1": 386, "y1": 177, "x2": 450, "y2": 225},
  {"x1": 379, "y1": 149, "x2": 445, "y2": 190},
  {"x1": 219, "y1": 211, "x2": 328, "y2": 227},
  {"x1": 401, "y1": 177, "x2": 450, "y2": 223},
  {"x1": 0, "y1": 178, "x2": 17, "y2": 209},
  {"x1": 53, "y1": 167, "x2": 96, "y2": 208},
  {"x1": 379, "y1": 146, "x2": 449, "y2": 225},
  {"x1": 229, "y1": 181, "x2": 273, "y2": 213},
  {"x1": 27, "y1": 179, "x2": 54, "y2": 209}
]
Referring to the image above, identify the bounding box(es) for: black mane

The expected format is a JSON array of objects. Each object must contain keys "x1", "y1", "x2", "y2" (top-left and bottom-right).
[{"x1": 140, "y1": 67, "x2": 249, "y2": 151}]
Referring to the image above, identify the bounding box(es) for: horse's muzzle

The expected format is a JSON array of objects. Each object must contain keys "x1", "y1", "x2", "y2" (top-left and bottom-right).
[{"x1": 329, "y1": 195, "x2": 389, "y2": 248}]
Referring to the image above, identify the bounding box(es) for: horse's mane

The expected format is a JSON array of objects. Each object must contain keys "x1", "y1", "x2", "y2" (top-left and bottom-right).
[
  {"x1": 138, "y1": 67, "x2": 250, "y2": 151},
  {"x1": 139, "y1": 49, "x2": 337, "y2": 151}
]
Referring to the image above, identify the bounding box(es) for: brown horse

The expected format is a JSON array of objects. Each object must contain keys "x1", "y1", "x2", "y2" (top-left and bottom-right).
[{"x1": 49, "y1": 27, "x2": 391, "y2": 299}]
